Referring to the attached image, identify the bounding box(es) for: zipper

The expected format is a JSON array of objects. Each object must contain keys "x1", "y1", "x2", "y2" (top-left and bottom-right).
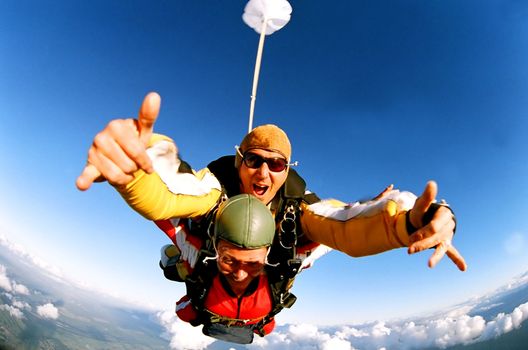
[{"x1": 236, "y1": 295, "x2": 243, "y2": 319}]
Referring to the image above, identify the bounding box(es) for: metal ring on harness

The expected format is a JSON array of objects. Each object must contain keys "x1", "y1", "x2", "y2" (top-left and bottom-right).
[{"x1": 278, "y1": 206, "x2": 297, "y2": 249}]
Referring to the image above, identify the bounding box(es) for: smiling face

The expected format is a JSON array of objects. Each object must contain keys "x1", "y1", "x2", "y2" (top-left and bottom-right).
[
  {"x1": 238, "y1": 148, "x2": 289, "y2": 205},
  {"x1": 216, "y1": 239, "x2": 268, "y2": 296}
]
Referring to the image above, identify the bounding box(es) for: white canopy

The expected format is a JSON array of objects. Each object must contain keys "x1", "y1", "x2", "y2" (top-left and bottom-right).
[{"x1": 242, "y1": 0, "x2": 293, "y2": 35}]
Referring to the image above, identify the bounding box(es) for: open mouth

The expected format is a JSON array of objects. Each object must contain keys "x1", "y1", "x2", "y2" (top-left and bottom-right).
[{"x1": 252, "y1": 184, "x2": 269, "y2": 196}]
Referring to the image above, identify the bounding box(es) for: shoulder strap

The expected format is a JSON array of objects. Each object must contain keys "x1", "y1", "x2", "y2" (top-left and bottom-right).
[
  {"x1": 255, "y1": 169, "x2": 316, "y2": 335},
  {"x1": 270, "y1": 168, "x2": 319, "y2": 251},
  {"x1": 207, "y1": 156, "x2": 240, "y2": 197},
  {"x1": 184, "y1": 257, "x2": 218, "y2": 327},
  {"x1": 283, "y1": 168, "x2": 306, "y2": 199}
]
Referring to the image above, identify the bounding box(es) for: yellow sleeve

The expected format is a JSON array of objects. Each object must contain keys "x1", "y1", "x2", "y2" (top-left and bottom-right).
[
  {"x1": 115, "y1": 134, "x2": 222, "y2": 220},
  {"x1": 300, "y1": 191, "x2": 415, "y2": 257}
]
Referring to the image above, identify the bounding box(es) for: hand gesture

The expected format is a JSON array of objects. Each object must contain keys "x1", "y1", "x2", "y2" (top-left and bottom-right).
[
  {"x1": 76, "y1": 92, "x2": 161, "y2": 190},
  {"x1": 407, "y1": 181, "x2": 467, "y2": 271}
]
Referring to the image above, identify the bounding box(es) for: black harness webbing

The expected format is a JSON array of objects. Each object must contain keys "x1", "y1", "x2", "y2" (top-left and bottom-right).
[{"x1": 175, "y1": 155, "x2": 320, "y2": 341}]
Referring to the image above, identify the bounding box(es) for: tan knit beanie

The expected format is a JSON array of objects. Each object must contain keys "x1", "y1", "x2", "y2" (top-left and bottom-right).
[{"x1": 235, "y1": 124, "x2": 291, "y2": 168}]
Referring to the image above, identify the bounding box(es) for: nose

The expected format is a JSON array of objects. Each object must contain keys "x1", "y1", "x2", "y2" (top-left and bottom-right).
[
  {"x1": 232, "y1": 268, "x2": 249, "y2": 281},
  {"x1": 256, "y1": 161, "x2": 270, "y2": 177}
]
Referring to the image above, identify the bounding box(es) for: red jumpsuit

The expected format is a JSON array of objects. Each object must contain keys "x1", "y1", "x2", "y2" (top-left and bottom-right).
[{"x1": 176, "y1": 273, "x2": 275, "y2": 335}]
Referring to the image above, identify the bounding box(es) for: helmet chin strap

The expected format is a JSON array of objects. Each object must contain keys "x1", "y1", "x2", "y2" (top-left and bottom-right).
[{"x1": 203, "y1": 239, "x2": 219, "y2": 265}]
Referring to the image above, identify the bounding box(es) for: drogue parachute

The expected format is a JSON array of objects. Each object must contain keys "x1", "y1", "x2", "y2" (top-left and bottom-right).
[
  {"x1": 242, "y1": 0, "x2": 293, "y2": 132},
  {"x1": 242, "y1": 0, "x2": 292, "y2": 35}
]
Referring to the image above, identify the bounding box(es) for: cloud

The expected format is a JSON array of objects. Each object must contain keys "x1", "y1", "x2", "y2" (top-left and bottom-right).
[
  {"x1": 37, "y1": 303, "x2": 59, "y2": 319},
  {"x1": 153, "y1": 296, "x2": 528, "y2": 350},
  {"x1": 0, "y1": 264, "x2": 29, "y2": 295},
  {"x1": 12, "y1": 300, "x2": 31, "y2": 311},
  {"x1": 157, "y1": 309, "x2": 215, "y2": 350},
  {"x1": 12, "y1": 282, "x2": 29, "y2": 295},
  {"x1": 152, "y1": 272, "x2": 528, "y2": 350},
  {"x1": 0, "y1": 265, "x2": 12, "y2": 292},
  {"x1": 1, "y1": 233, "x2": 527, "y2": 349},
  {"x1": 0, "y1": 304, "x2": 24, "y2": 319},
  {"x1": 0, "y1": 234, "x2": 64, "y2": 279},
  {"x1": 251, "y1": 323, "x2": 356, "y2": 350},
  {"x1": 247, "y1": 301, "x2": 528, "y2": 350},
  {"x1": 478, "y1": 302, "x2": 528, "y2": 341},
  {"x1": 0, "y1": 233, "x2": 160, "y2": 312}
]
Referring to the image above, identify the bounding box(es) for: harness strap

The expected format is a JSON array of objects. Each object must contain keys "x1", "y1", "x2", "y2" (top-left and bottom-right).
[
  {"x1": 204, "y1": 308, "x2": 266, "y2": 327},
  {"x1": 253, "y1": 277, "x2": 297, "y2": 336},
  {"x1": 184, "y1": 248, "x2": 219, "y2": 327}
]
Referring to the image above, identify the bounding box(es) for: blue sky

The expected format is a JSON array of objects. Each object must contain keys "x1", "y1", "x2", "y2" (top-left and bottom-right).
[{"x1": 1, "y1": 0, "x2": 528, "y2": 328}]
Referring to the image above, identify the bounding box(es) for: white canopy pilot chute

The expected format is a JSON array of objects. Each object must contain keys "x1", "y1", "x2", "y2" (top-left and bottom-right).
[{"x1": 242, "y1": 0, "x2": 293, "y2": 132}]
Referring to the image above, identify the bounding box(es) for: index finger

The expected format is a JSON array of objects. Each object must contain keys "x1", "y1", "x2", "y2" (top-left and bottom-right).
[{"x1": 76, "y1": 163, "x2": 102, "y2": 191}]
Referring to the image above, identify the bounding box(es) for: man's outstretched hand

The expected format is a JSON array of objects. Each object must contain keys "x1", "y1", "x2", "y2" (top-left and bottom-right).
[
  {"x1": 76, "y1": 92, "x2": 161, "y2": 191},
  {"x1": 407, "y1": 181, "x2": 467, "y2": 271}
]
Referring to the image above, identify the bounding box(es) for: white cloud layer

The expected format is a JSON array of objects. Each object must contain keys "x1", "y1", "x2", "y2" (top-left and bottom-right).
[
  {"x1": 0, "y1": 264, "x2": 33, "y2": 320},
  {"x1": 0, "y1": 233, "x2": 162, "y2": 312},
  {"x1": 37, "y1": 303, "x2": 59, "y2": 319},
  {"x1": 12, "y1": 282, "x2": 29, "y2": 295},
  {"x1": 156, "y1": 300, "x2": 528, "y2": 350},
  {"x1": 1, "y1": 233, "x2": 526, "y2": 350},
  {"x1": 0, "y1": 257, "x2": 61, "y2": 324},
  {"x1": 0, "y1": 234, "x2": 64, "y2": 279},
  {"x1": 157, "y1": 309, "x2": 215, "y2": 350},
  {"x1": 0, "y1": 304, "x2": 24, "y2": 319},
  {"x1": 12, "y1": 300, "x2": 31, "y2": 311},
  {"x1": 0, "y1": 265, "x2": 12, "y2": 292},
  {"x1": 0, "y1": 264, "x2": 30, "y2": 296}
]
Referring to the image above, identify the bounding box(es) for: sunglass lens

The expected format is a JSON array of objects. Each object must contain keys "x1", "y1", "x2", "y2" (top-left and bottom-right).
[
  {"x1": 267, "y1": 158, "x2": 287, "y2": 172},
  {"x1": 244, "y1": 153, "x2": 263, "y2": 169}
]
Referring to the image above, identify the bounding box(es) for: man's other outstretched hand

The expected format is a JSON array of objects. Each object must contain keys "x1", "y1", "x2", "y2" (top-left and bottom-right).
[{"x1": 407, "y1": 181, "x2": 467, "y2": 271}]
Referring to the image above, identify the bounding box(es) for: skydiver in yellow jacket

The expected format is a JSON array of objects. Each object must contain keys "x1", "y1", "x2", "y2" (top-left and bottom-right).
[{"x1": 76, "y1": 92, "x2": 467, "y2": 271}]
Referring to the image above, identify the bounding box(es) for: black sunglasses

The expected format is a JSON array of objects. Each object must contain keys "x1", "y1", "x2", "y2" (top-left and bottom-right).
[{"x1": 242, "y1": 152, "x2": 290, "y2": 172}]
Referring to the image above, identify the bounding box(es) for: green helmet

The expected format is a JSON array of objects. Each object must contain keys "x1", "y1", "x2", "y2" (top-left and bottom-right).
[{"x1": 214, "y1": 194, "x2": 275, "y2": 249}]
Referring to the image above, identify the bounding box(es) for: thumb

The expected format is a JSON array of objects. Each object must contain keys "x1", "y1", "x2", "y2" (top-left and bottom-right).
[
  {"x1": 372, "y1": 184, "x2": 394, "y2": 201},
  {"x1": 410, "y1": 180, "x2": 437, "y2": 227},
  {"x1": 138, "y1": 92, "x2": 161, "y2": 145}
]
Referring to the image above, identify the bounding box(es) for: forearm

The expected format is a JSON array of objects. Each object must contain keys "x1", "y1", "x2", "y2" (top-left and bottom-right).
[
  {"x1": 116, "y1": 170, "x2": 221, "y2": 220},
  {"x1": 115, "y1": 133, "x2": 222, "y2": 220},
  {"x1": 301, "y1": 191, "x2": 415, "y2": 257}
]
